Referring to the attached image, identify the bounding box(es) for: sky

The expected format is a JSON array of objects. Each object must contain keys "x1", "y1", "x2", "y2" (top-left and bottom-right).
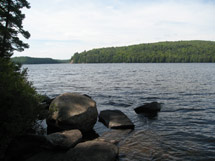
[{"x1": 14, "y1": 0, "x2": 215, "y2": 59}]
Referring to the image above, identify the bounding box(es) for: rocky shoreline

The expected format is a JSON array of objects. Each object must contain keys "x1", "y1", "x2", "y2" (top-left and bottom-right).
[{"x1": 5, "y1": 92, "x2": 162, "y2": 161}]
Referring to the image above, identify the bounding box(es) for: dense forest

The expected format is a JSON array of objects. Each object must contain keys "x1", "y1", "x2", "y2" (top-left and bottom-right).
[
  {"x1": 71, "y1": 41, "x2": 215, "y2": 63},
  {"x1": 12, "y1": 56, "x2": 69, "y2": 64}
]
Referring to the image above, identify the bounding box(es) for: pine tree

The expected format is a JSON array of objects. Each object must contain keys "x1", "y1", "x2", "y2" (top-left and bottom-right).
[{"x1": 0, "y1": 0, "x2": 30, "y2": 58}]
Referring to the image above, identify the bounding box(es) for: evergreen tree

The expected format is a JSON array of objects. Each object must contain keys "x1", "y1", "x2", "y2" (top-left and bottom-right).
[{"x1": 0, "y1": 0, "x2": 30, "y2": 58}]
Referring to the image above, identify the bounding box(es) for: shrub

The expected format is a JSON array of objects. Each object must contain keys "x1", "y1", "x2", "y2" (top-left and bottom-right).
[{"x1": 0, "y1": 58, "x2": 42, "y2": 157}]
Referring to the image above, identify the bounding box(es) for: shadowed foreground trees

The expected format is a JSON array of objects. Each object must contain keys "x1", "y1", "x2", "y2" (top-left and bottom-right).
[
  {"x1": 0, "y1": 59, "x2": 43, "y2": 156},
  {"x1": 0, "y1": 0, "x2": 43, "y2": 159}
]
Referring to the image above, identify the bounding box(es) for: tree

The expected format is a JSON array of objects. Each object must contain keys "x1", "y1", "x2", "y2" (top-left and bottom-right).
[
  {"x1": 0, "y1": 0, "x2": 30, "y2": 58},
  {"x1": 0, "y1": 1, "x2": 45, "y2": 159}
]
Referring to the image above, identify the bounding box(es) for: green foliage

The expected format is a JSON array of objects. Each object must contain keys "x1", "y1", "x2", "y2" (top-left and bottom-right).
[
  {"x1": 71, "y1": 40, "x2": 215, "y2": 63},
  {"x1": 12, "y1": 56, "x2": 70, "y2": 64},
  {"x1": 0, "y1": 0, "x2": 30, "y2": 58},
  {"x1": 0, "y1": 58, "x2": 43, "y2": 156}
]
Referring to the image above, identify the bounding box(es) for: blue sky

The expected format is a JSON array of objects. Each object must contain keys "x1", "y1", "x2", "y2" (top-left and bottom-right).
[{"x1": 14, "y1": 0, "x2": 215, "y2": 59}]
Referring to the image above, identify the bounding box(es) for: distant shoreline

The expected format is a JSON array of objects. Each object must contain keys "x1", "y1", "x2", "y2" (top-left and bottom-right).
[
  {"x1": 71, "y1": 40, "x2": 215, "y2": 63},
  {"x1": 12, "y1": 56, "x2": 70, "y2": 64}
]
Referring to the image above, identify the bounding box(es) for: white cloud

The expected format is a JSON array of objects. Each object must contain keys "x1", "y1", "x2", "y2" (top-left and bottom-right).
[{"x1": 14, "y1": 0, "x2": 215, "y2": 59}]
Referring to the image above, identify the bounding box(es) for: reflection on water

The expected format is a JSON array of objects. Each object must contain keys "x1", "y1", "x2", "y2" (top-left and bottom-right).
[{"x1": 24, "y1": 63, "x2": 215, "y2": 160}]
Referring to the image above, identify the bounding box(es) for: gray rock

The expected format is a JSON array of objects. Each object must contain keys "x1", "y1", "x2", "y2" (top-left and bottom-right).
[
  {"x1": 99, "y1": 110, "x2": 135, "y2": 129},
  {"x1": 46, "y1": 129, "x2": 82, "y2": 149},
  {"x1": 47, "y1": 93, "x2": 98, "y2": 132},
  {"x1": 65, "y1": 140, "x2": 118, "y2": 161},
  {"x1": 134, "y1": 102, "x2": 162, "y2": 115}
]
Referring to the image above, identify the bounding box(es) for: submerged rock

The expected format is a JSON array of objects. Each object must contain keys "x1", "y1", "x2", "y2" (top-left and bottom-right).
[
  {"x1": 46, "y1": 129, "x2": 82, "y2": 149},
  {"x1": 65, "y1": 140, "x2": 118, "y2": 161},
  {"x1": 97, "y1": 129, "x2": 133, "y2": 145},
  {"x1": 47, "y1": 92, "x2": 98, "y2": 132},
  {"x1": 99, "y1": 110, "x2": 135, "y2": 129},
  {"x1": 134, "y1": 102, "x2": 162, "y2": 115},
  {"x1": 118, "y1": 130, "x2": 167, "y2": 161}
]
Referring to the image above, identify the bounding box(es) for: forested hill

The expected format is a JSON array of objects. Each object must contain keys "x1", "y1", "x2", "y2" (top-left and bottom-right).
[
  {"x1": 12, "y1": 56, "x2": 70, "y2": 64},
  {"x1": 71, "y1": 41, "x2": 215, "y2": 63}
]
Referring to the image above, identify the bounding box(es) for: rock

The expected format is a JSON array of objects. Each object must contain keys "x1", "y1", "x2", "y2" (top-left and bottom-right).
[
  {"x1": 46, "y1": 129, "x2": 82, "y2": 149},
  {"x1": 38, "y1": 95, "x2": 54, "y2": 120},
  {"x1": 118, "y1": 130, "x2": 166, "y2": 161},
  {"x1": 40, "y1": 95, "x2": 55, "y2": 110},
  {"x1": 81, "y1": 129, "x2": 100, "y2": 142},
  {"x1": 83, "y1": 94, "x2": 92, "y2": 99},
  {"x1": 97, "y1": 129, "x2": 133, "y2": 145},
  {"x1": 99, "y1": 110, "x2": 135, "y2": 129},
  {"x1": 47, "y1": 92, "x2": 98, "y2": 132},
  {"x1": 65, "y1": 140, "x2": 118, "y2": 161},
  {"x1": 134, "y1": 102, "x2": 162, "y2": 115}
]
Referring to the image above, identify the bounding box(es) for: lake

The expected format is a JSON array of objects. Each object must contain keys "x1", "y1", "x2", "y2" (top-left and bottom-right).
[{"x1": 24, "y1": 63, "x2": 215, "y2": 161}]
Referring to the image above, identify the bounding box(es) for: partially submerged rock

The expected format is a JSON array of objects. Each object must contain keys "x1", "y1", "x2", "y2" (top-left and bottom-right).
[
  {"x1": 134, "y1": 102, "x2": 162, "y2": 115},
  {"x1": 97, "y1": 129, "x2": 133, "y2": 145},
  {"x1": 47, "y1": 92, "x2": 98, "y2": 132},
  {"x1": 65, "y1": 140, "x2": 118, "y2": 161},
  {"x1": 46, "y1": 129, "x2": 82, "y2": 149},
  {"x1": 99, "y1": 110, "x2": 135, "y2": 129}
]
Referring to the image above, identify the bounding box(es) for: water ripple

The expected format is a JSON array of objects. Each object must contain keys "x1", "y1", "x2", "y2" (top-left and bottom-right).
[{"x1": 24, "y1": 63, "x2": 215, "y2": 161}]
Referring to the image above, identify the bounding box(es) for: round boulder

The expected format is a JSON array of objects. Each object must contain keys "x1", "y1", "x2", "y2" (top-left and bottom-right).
[{"x1": 47, "y1": 93, "x2": 98, "y2": 132}]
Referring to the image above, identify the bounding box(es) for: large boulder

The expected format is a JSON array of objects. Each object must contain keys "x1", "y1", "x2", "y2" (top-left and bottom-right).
[
  {"x1": 99, "y1": 110, "x2": 135, "y2": 129},
  {"x1": 47, "y1": 93, "x2": 98, "y2": 132},
  {"x1": 65, "y1": 140, "x2": 118, "y2": 161},
  {"x1": 46, "y1": 129, "x2": 82, "y2": 149}
]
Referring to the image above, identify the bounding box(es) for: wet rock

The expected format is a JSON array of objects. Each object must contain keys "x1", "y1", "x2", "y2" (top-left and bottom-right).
[
  {"x1": 134, "y1": 102, "x2": 162, "y2": 115},
  {"x1": 99, "y1": 110, "x2": 135, "y2": 129},
  {"x1": 118, "y1": 130, "x2": 167, "y2": 161},
  {"x1": 83, "y1": 94, "x2": 92, "y2": 99},
  {"x1": 65, "y1": 140, "x2": 118, "y2": 161},
  {"x1": 46, "y1": 129, "x2": 82, "y2": 149},
  {"x1": 97, "y1": 129, "x2": 133, "y2": 145},
  {"x1": 47, "y1": 93, "x2": 98, "y2": 132}
]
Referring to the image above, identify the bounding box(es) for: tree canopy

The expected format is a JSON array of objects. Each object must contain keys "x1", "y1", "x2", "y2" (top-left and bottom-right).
[
  {"x1": 71, "y1": 40, "x2": 215, "y2": 63},
  {"x1": 0, "y1": 0, "x2": 30, "y2": 58}
]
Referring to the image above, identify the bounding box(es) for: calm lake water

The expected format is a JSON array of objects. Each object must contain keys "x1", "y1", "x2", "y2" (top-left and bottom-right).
[{"x1": 24, "y1": 63, "x2": 215, "y2": 161}]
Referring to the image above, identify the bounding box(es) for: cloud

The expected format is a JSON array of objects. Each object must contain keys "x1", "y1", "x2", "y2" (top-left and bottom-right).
[{"x1": 14, "y1": 0, "x2": 215, "y2": 59}]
